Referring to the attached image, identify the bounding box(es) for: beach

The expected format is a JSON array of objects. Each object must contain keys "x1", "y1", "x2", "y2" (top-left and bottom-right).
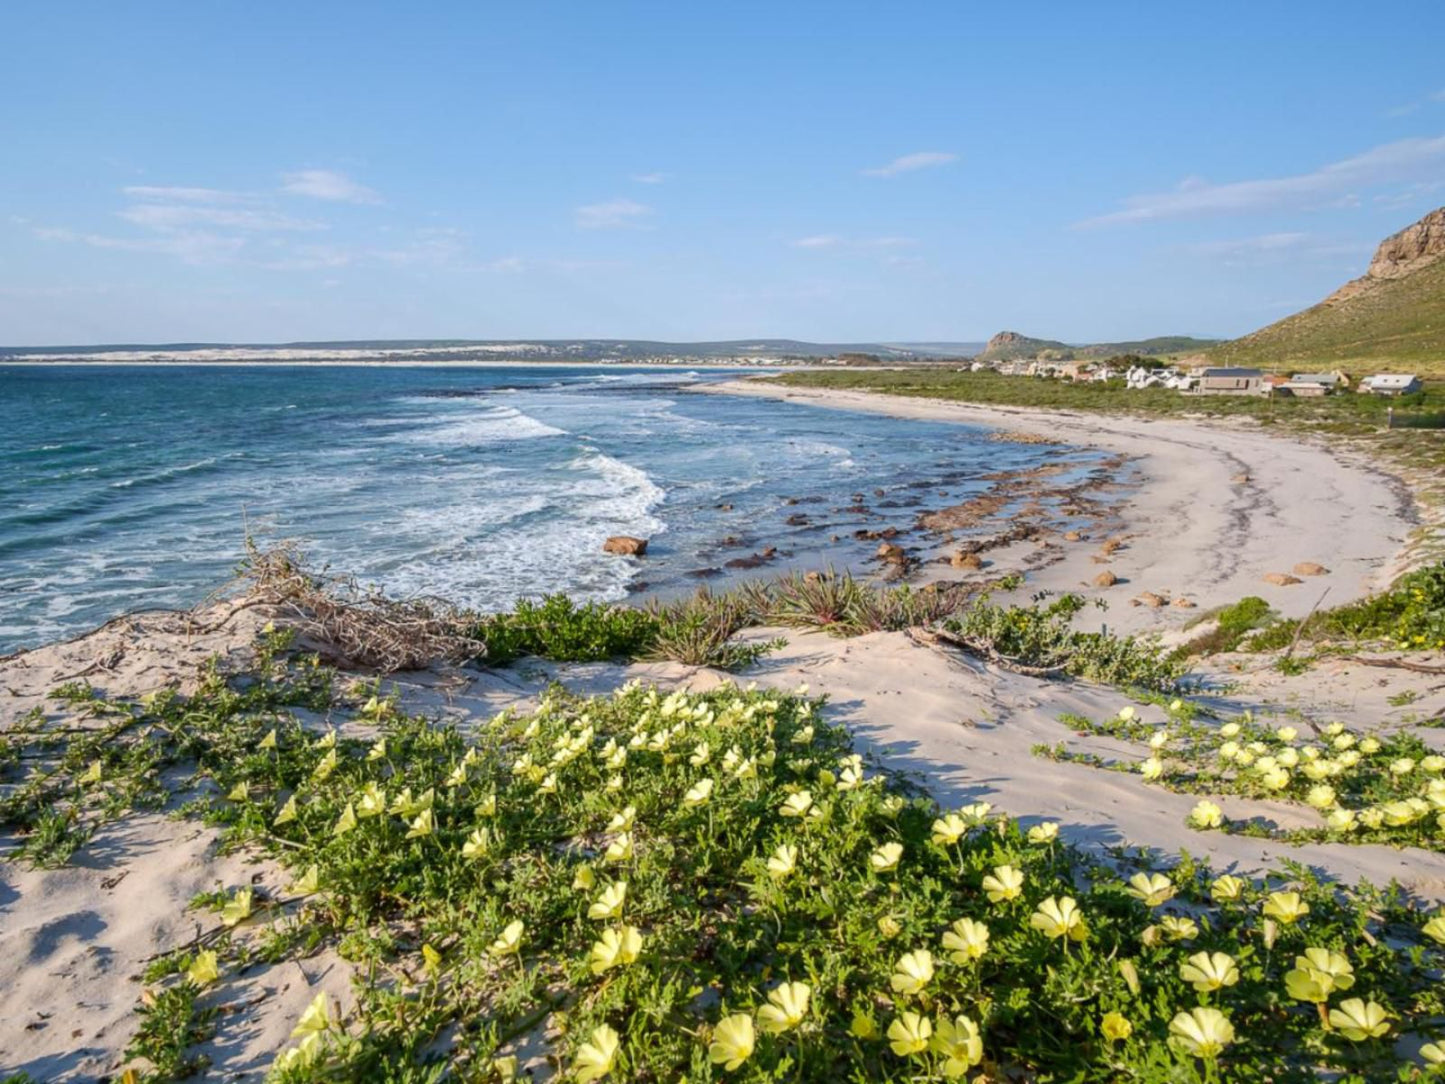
[{"x1": 3, "y1": 380, "x2": 1443, "y2": 1080}]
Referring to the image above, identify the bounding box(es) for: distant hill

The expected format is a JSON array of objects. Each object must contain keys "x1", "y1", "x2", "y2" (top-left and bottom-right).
[
  {"x1": 1209, "y1": 207, "x2": 1445, "y2": 374},
  {"x1": 974, "y1": 331, "x2": 1218, "y2": 363}
]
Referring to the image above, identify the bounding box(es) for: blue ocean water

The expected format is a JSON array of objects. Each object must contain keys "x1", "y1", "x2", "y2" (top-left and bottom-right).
[{"x1": 0, "y1": 365, "x2": 1100, "y2": 652}]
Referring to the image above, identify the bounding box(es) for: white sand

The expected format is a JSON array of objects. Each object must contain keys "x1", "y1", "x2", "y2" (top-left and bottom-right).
[{"x1": 700, "y1": 377, "x2": 1422, "y2": 636}]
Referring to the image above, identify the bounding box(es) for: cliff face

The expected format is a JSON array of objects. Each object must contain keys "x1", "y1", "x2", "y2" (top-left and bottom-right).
[{"x1": 1327, "y1": 206, "x2": 1445, "y2": 305}]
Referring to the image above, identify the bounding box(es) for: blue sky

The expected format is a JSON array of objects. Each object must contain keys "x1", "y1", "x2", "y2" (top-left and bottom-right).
[{"x1": 3, "y1": 1, "x2": 1444, "y2": 346}]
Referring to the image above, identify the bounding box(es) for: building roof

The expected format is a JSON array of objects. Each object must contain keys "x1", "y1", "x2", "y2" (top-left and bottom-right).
[
  {"x1": 1200, "y1": 367, "x2": 1263, "y2": 378},
  {"x1": 1367, "y1": 373, "x2": 1420, "y2": 385}
]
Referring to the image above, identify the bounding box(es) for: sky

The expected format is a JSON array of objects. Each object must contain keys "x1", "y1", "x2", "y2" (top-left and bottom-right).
[{"x1": 2, "y1": 1, "x2": 1444, "y2": 346}]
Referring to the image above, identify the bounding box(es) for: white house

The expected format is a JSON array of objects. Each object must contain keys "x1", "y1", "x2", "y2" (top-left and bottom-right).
[{"x1": 1360, "y1": 374, "x2": 1423, "y2": 396}]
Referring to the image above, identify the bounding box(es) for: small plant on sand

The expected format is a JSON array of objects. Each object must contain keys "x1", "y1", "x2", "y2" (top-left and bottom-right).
[
  {"x1": 1049, "y1": 700, "x2": 1445, "y2": 850},
  {"x1": 15, "y1": 640, "x2": 1445, "y2": 1080},
  {"x1": 944, "y1": 591, "x2": 1184, "y2": 691}
]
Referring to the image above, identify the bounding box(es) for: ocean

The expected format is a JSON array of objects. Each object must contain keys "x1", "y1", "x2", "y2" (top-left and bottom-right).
[{"x1": 0, "y1": 365, "x2": 1103, "y2": 652}]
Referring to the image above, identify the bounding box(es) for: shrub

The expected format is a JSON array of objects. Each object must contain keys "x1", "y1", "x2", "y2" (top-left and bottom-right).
[
  {"x1": 946, "y1": 592, "x2": 1184, "y2": 691},
  {"x1": 470, "y1": 594, "x2": 660, "y2": 665}
]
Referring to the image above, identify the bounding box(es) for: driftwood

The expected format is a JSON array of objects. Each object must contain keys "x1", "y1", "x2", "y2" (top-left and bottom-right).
[
  {"x1": 909, "y1": 626, "x2": 1069, "y2": 678},
  {"x1": 1340, "y1": 656, "x2": 1445, "y2": 676}
]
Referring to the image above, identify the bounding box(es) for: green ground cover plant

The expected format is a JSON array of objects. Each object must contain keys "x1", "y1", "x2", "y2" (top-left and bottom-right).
[
  {"x1": 10, "y1": 640, "x2": 1445, "y2": 1080},
  {"x1": 1040, "y1": 700, "x2": 1445, "y2": 850},
  {"x1": 1245, "y1": 562, "x2": 1445, "y2": 654}
]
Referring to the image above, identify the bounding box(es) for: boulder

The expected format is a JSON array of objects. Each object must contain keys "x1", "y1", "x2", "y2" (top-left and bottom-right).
[
  {"x1": 1292, "y1": 562, "x2": 1329, "y2": 576},
  {"x1": 1063, "y1": 530, "x2": 1084, "y2": 542},
  {"x1": 1093, "y1": 570, "x2": 1119, "y2": 587},
  {"x1": 1172, "y1": 597, "x2": 1197, "y2": 609},
  {"x1": 1263, "y1": 572, "x2": 1303, "y2": 586},
  {"x1": 1231, "y1": 473, "x2": 1250, "y2": 484},
  {"x1": 951, "y1": 551, "x2": 983, "y2": 570},
  {"x1": 603, "y1": 536, "x2": 648, "y2": 557},
  {"x1": 1137, "y1": 592, "x2": 1167, "y2": 608},
  {"x1": 877, "y1": 543, "x2": 907, "y2": 564}
]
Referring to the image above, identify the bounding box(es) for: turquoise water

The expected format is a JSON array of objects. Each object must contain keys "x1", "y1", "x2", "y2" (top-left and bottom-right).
[{"x1": 0, "y1": 365, "x2": 1100, "y2": 652}]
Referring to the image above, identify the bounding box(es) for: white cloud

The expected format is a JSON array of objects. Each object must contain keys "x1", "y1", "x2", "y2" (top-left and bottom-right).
[
  {"x1": 118, "y1": 204, "x2": 325, "y2": 232},
  {"x1": 34, "y1": 226, "x2": 246, "y2": 265},
  {"x1": 1192, "y1": 231, "x2": 1314, "y2": 256},
  {"x1": 575, "y1": 198, "x2": 651, "y2": 229},
  {"x1": 861, "y1": 151, "x2": 958, "y2": 178},
  {"x1": 122, "y1": 185, "x2": 250, "y2": 203},
  {"x1": 1187, "y1": 231, "x2": 1373, "y2": 267},
  {"x1": 1079, "y1": 134, "x2": 1445, "y2": 226},
  {"x1": 789, "y1": 234, "x2": 917, "y2": 250},
  {"x1": 791, "y1": 234, "x2": 841, "y2": 249},
  {"x1": 631, "y1": 172, "x2": 667, "y2": 184},
  {"x1": 280, "y1": 169, "x2": 382, "y2": 204}
]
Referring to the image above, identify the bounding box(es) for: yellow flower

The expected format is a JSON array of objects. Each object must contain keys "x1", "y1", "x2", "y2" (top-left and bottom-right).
[
  {"x1": 607, "y1": 806, "x2": 636, "y2": 833},
  {"x1": 1126, "y1": 872, "x2": 1174, "y2": 907},
  {"x1": 1100, "y1": 1011, "x2": 1132, "y2": 1042},
  {"x1": 887, "y1": 1012, "x2": 933, "y2": 1057},
  {"x1": 588, "y1": 926, "x2": 643, "y2": 975},
  {"x1": 1326, "y1": 808, "x2": 1358, "y2": 833},
  {"x1": 1284, "y1": 947, "x2": 1354, "y2": 1002},
  {"x1": 780, "y1": 791, "x2": 814, "y2": 818},
  {"x1": 958, "y1": 802, "x2": 993, "y2": 826},
  {"x1": 226, "y1": 781, "x2": 250, "y2": 802},
  {"x1": 289, "y1": 864, "x2": 320, "y2": 895},
  {"x1": 1118, "y1": 706, "x2": 1137, "y2": 722},
  {"x1": 1421, "y1": 1042, "x2": 1445, "y2": 1065},
  {"x1": 982, "y1": 865, "x2": 1024, "y2": 904},
  {"x1": 187, "y1": 949, "x2": 220, "y2": 986},
  {"x1": 849, "y1": 1010, "x2": 879, "y2": 1040},
  {"x1": 1360, "y1": 737, "x2": 1381, "y2": 755},
  {"x1": 405, "y1": 808, "x2": 435, "y2": 839},
  {"x1": 573, "y1": 1023, "x2": 620, "y2": 1083},
  {"x1": 1263, "y1": 891, "x2": 1310, "y2": 925},
  {"x1": 366, "y1": 736, "x2": 387, "y2": 761},
  {"x1": 356, "y1": 782, "x2": 387, "y2": 819},
  {"x1": 1139, "y1": 757, "x2": 1164, "y2": 781},
  {"x1": 573, "y1": 866, "x2": 596, "y2": 892},
  {"x1": 292, "y1": 991, "x2": 331, "y2": 1038},
  {"x1": 488, "y1": 919, "x2": 524, "y2": 957},
  {"x1": 689, "y1": 742, "x2": 710, "y2": 766},
  {"x1": 274, "y1": 794, "x2": 299, "y2": 827},
  {"x1": 1160, "y1": 915, "x2": 1199, "y2": 941},
  {"x1": 258, "y1": 728, "x2": 278, "y2": 751},
  {"x1": 1168, "y1": 1006, "x2": 1234, "y2": 1059},
  {"x1": 941, "y1": 917, "x2": 990, "y2": 964},
  {"x1": 1219, "y1": 722, "x2": 1241, "y2": 738},
  {"x1": 870, "y1": 841, "x2": 903, "y2": 873},
  {"x1": 1327, "y1": 998, "x2": 1390, "y2": 1041},
  {"x1": 604, "y1": 832, "x2": 634, "y2": 864},
  {"x1": 709, "y1": 1013, "x2": 755, "y2": 1070},
  {"x1": 332, "y1": 802, "x2": 358, "y2": 837},
  {"x1": 683, "y1": 778, "x2": 714, "y2": 808},
  {"x1": 588, "y1": 881, "x2": 628, "y2": 920},
  {"x1": 930, "y1": 813, "x2": 968, "y2": 846},
  {"x1": 757, "y1": 981, "x2": 811, "y2": 1034},
  {"x1": 1423, "y1": 913, "x2": 1445, "y2": 945},
  {"x1": 1276, "y1": 725, "x2": 1298, "y2": 743},
  {"x1": 1030, "y1": 896, "x2": 1088, "y2": 942},
  {"x1": 1188, "y1": 800, "x2": 1224, "y2": 829},
  {"x1": 930, "y1": 1013, "x2": 983, "y2": 1077},
  {"x1": 1306, "y1": 785, "x2": 1337, "y2": 810},
  {"x1": 766, "y1": 843, "x2": 797, "y2": 880},
  {"x1": 312, "y1": 748, "x2": 338, "y2": 782},
  {"x1": 462, "y1": 827, "x2": 493, "y2": 859},
  {"x1": 220, "y1": 886, "x2": 253, "y2": 927},
  {"x1": 889, "y1": 949, "x2": 935, "y2": 996},
  {"x1": 1211, "y1": 875, "x2": 1246, "y2": 902},
  {"x1": 1179, "y1": 951, "x2": 1239, "y2": 993},
  {"x1": 1027, "y1": 822, "x2": 1059, "y2": 844}
]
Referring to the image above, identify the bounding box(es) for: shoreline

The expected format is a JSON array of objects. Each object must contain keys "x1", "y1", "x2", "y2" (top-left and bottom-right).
[{"x1": 699, "y1": 376, "x2": 1422, "y2": 637}]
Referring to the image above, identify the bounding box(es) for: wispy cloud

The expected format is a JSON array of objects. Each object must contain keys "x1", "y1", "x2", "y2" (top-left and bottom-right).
[
  {"x1": 118, "y1": 204, "x2": 325, "y2": 232},
  {"x1": 575, "y1": 198, "x2": 651, "y2": 229},
  {"x1": 123, "y1": 185, "x2": 252, "y2": 204},
  {"x1": 34, "y1": 226, "x2": 247, "y2": 265},
  {"x1": 280, "y1": 169, "x2": 382, "y2": 204},
  {"x1": 1187, "y1": 231, "x2": 1372, "y2": 266},
  {"x1": 1079, "y1": 134, "x2": 1445, "y2": 226},
  {"x1": 789, "y1": 234, "x2": 917, "y2": 250},
  {"x1": 861, "y1": 151, "x2": 957, "y2": 178},
  {"x1": 631, "y1": 172, "x2": 667, "y2": 184}
]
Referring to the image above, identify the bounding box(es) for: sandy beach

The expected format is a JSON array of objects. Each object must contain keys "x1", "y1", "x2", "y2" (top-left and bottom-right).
[
  {"x1": 3, "y1": 383, "x2": 1443, "y2": 1080},
  {"x1": 701, "y1": 376, "x2": 1424, "y2": 637}
]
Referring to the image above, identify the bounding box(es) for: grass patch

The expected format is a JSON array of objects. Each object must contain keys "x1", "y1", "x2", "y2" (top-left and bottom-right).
[{"x1": 8, "y1": 646, "x2": 1445, "y2": 1079}]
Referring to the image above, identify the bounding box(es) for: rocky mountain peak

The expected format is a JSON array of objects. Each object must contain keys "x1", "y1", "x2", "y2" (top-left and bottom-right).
[{"x1": 1327, "y1": 206, "x2": 1445, "y2": 305}]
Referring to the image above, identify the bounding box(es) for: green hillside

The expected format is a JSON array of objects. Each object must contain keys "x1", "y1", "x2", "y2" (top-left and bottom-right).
[{"x1": 1210, "y1": 211, "x2": 1445, "y2": 375}]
